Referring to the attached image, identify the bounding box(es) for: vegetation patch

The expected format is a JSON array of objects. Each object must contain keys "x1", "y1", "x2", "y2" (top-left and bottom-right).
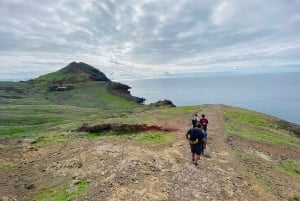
[
  {"x1": 278, "y1": 160, "x2": 300, "y2": 179},
  {"x1": 221, "y1": 106, "x2": 271, "y2": 128},
  {"x1": 116, "y1": 105, "x2": 205, "y2": 124},
  {"x1": 139, "y1": 133, "x2": 172, "y2": 143},
  {"x1": 0, "y1": 162, "x2": 17, "y2": 169},
  {"x1": 87, "y1": 130, "x2": 122, "y2": 138},
  {"x1": 31, "y1": 135, "x2": 69, "y2": 145},
  {"x1": 32, "y1": 180, "x2": 88, "y2": 201},
  {"x1": 0, "y1": 115, "x2": 63, "y2": 126},
  {"x1": 221, "y1": 106, "x2": 300, "y2": 147},
  {"x1": 225, "y1": 124, "x2": 299, "y2": 147},
  {"x1": 0, "y1": 127, "x2": 25, "y2": 136}
]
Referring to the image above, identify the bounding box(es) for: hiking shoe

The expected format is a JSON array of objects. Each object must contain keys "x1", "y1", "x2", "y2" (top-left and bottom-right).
[{"x1": 194, "y1": 162, "x2": 198, "y2": 166}]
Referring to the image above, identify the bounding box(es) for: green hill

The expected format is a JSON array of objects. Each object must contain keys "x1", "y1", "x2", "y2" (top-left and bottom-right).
[{"x1": 0, "y1": 62, "x2": 147, "y2": 137}]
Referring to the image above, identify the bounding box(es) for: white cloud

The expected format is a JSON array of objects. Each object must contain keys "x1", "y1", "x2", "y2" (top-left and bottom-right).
[
  {"x1": 211, "y1": 2, "x2": 235, "y2": 26},
  {"x1": 0, "y1": 0, "x2": 300, "y2": 81}
]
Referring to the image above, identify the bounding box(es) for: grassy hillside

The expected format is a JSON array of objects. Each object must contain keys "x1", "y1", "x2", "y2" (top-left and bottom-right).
[
  {"x1": 0, "y1": 80, "x2": 142, "y2": 138},
  {"x1": 221, "y1": 105, "x2": 300, "y2": 200}
]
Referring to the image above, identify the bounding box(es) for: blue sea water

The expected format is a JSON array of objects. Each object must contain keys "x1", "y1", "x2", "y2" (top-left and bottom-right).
[{"x1": 121, "y1": 72, "x2": 300, "y2": 124}]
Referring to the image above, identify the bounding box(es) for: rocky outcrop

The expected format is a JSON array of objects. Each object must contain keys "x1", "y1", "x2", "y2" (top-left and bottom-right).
[
  {"x1": 149, "y1": 99, "x2": 176, "y2": 107},
  {"x1": 58, "y1": 62, "x2": 111, "y2": 82},
  {"x1": 107, "y1": 82, "x2": 146, "y2": 104}
]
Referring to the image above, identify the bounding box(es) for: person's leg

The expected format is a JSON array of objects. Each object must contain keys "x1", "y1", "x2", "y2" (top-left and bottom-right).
[
  {"x1": 194, "y1": 153, "x2": 200, "y2": 165},
  {"x1": 202, "y1": 137, "x2": 207, "y2": 154},
  {"x1": 191, "y1": 146, "x2": 196, "y2": 161},
  {"x1": 191, "y1": 153, "x2": 195, "y2": 161},
  {"x1": 194, "y1": 146, "x2": 202, "y2": 165}
]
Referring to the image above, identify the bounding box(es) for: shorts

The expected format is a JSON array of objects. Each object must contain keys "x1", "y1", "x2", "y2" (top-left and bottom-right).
[{"x1": 190, "y1": 144, "x2": 202, "y2": 155}]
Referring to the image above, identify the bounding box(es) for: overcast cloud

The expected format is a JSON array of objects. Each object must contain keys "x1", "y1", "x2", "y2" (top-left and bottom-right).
[{"x1": 0, "y1": 0, "x2": 300, "y2": 80}]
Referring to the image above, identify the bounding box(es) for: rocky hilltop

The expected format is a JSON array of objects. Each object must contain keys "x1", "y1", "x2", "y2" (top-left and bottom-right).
[{"x1": 35, "y1": 61, "x2": 111, "y2": 83}]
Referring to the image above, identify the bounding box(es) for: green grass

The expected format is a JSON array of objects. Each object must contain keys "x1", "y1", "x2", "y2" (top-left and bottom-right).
[
  {"x1": 225, "y1": 123, "x2": 299, "y2": 147},
  {"x1": 44, "y1": 82, "x2": 139, "y2": 109},
  {"x1": 278, "y1": 160, "x2": 300, "y2": 179},
  {"x1": 221, "y1": 106, "x2": 271, "y2": 128},
  {"x1": 86, "y1": 130, "x2": 122, "y2": 138},
  {"x1": 30, "y1": 134, "x2": 69, "y2": 145},
  {"x1": 0, "y1": 127, "x2": 26, "y2": 136},
  {"x1": 0, "y1": 85, "x2": 139, "y2": 138},
  {"x1": 139, "y1": 133, "x2": 172, "y2": 143},
  {"x1": 0, "y1": 162, "x2": 17, "y2": 169},
  {"x1": 221, "y1": 105, "x2": 300, "y2": 147},
  {"x1": 32, "y1": 180, "x2": 88, "y2": 201},
  {"x1": 87, "y1": 131, "x2": 172, "y2": 144},
  {"x1": 109, "y1": 105, "x2": 205, "y2": 124}
]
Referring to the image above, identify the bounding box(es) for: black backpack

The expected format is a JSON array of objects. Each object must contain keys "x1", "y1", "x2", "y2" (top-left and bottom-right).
[{"x1": 192, "y1": 117, "x2": 198, "y2": 128}]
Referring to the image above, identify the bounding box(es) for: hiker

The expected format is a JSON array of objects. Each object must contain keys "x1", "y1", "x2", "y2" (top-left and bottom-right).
[
  {"x1": 192, "y1": 113, "x2": 199, "y2": 128},
  {"x1": 199, "y1": 114, "x2": 208, "y2": 135},
  {"x1": 199, "y1": 114, "x2": 208, "y2": 153},
  {"x1": 186, "y1": 125, "x2": 205, "y2": 166}
]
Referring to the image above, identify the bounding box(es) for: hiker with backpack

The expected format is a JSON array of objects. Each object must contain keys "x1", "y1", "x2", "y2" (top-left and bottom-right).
[
  {"x1": 186, "y1": 124, "x2": 205, "y2": 166},
  {"x1": 199, "y1": 114, "x2": 208, "y2": 153},
  {"x1": 199, "y1": 114, "x2": 208, "y2": 134},
  {"x1": 192, "y1": 113, "x2": 199, "y2": 128}
]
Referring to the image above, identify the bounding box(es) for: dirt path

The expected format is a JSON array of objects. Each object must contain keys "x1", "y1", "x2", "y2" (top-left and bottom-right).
[
  {"x1": 165, "y1": 104, "x2": 270, "y2": 201},
  {"x1": 1, "y1": 105, "x2": 276, "y2": 201}
]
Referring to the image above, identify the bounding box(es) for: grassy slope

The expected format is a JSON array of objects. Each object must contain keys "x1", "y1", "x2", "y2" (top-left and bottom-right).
[
  {"x1": 220, "y1": 105, "x2": 300, "y2": 200},
  {"x1": 0, "y1": 81, "x2": 140, "y2": 138}
]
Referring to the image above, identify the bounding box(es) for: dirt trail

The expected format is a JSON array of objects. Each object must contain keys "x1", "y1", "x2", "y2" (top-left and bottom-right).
[
  {"x1": 165, "y1": 104, "x2": 271, "y2": 201},
  {"x1": 1, "y1": 105, "x2": 276, "y2": 201}
]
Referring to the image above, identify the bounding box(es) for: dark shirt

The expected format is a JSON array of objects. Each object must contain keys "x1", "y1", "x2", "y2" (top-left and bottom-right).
[{"x1": 187, "y1": 127, "x2": 205, "y2": 145}]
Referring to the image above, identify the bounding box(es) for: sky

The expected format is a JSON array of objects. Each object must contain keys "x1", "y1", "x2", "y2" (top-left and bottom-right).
[{"x1": 0, "y1": 0, "x2": 300, "y2": 81}]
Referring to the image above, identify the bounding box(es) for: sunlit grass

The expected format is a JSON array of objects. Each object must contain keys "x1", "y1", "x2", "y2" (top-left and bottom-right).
[
  {"x1": 221, "y1": 105, "x2": 300, "y2": 147},
  {"x1": 30, "y1": 134, "x2": 69, "y2": 145},
  {"x1": 0, "y1": 162, "x2": 17, "y2": 169},
  {"x1": 139, "y1": 133, "x2": 172, "y2": 143},
  {"x1": 32, "y1": 180, "x2": 88, "y2": 201},
  {"x1": 278, "y1": 160, "x2": 300, "y2": 179}
]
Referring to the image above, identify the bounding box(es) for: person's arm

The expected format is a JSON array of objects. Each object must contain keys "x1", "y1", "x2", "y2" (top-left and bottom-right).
[{"x1": 185, "y1": 131, "x2": 189, "y2": 139}]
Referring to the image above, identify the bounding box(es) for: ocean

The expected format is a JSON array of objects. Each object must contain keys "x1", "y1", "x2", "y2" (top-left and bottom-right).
[{"x1": 121, "y1": 72, "x2": 300, "y2": 124}]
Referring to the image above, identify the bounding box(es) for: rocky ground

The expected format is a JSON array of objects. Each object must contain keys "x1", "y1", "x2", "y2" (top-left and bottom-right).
[{"x1": 0, "y1": 105, "x2": 299, "y2": 201}]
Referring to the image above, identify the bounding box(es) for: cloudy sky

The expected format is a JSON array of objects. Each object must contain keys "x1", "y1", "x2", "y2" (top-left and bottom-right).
[{"x1": 0, "y1": 0, "x2": 300, "y2": 81}]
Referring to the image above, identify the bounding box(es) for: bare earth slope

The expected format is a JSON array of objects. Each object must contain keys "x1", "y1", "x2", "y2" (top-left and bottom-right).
[{"x1": 0, "y1": 105, "x2": 297, "y2": 200}]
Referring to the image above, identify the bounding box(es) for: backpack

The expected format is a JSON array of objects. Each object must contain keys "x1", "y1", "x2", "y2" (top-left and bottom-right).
[
  {"x1": 188, "y1": 129, "x2": 199, "y2": 144},
  {"x1": 192, "y1": 119, "x2": 197, "y2": 127},
  {"x1": 192, "y1": 117, "x2": 199, "y2": 128}
]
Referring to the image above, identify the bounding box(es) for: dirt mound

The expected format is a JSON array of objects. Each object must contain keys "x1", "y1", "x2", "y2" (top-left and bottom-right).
[{"x1": 76, "y1": 123, "x2": 178, "y2": 133}]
